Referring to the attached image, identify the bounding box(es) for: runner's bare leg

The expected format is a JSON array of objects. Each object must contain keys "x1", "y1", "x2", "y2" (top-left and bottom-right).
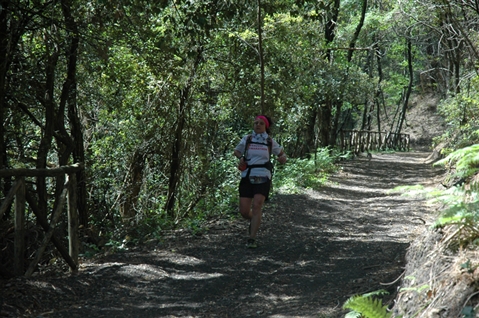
[{"x1": 249, "y1": 194, "x2": 265, "y2": 238}]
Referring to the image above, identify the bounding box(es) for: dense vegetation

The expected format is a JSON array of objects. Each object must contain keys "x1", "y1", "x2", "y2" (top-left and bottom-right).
[{"x1": 1, "y1": 0, "x2": 479, "y2": 248}]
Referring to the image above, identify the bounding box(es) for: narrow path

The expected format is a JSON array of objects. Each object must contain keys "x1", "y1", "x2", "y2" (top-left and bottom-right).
[{"x1": 1, "y1": 151, "x2": 445, "y2": 318}]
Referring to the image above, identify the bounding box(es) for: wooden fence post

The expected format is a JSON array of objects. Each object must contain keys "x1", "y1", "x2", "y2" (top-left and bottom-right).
[
  {"x1": 25, "y1": 191, "x2": 77, "y2": 271},
  {"x1": 0, "y1": 180, "x2": 22, "y2": 220},
  {"x1": 339, "y1": 130, "x2": 343, "y2": 152},
  {"x1": 338, "y1": 130, "x2": 409, "y2": 154},
  {"x1": 25, "y1": 177, "x2": 69, "y2": 277},
  {"x1": 68, "y1": 173, "x2": 79, "y2": 272},
  {"x1": 14, "y1": 177, "x2": 25, "y2": 276},
  {"x1": 0, "y1": 163, "x2": 83, "y2": 276}
]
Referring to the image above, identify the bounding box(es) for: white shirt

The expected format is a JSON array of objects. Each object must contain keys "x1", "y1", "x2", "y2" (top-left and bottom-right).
[{"x1": 234, "y1": 131, "x2": 283, "y2": 179}]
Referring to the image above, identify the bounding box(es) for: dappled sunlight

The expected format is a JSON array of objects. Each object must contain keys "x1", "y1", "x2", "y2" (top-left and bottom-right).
[
  {"x1": 118, "y1": 263, "x2": 223, "y2": 281},
  {"x1": 168, "y1": 271, "x2": 224, "y2": 280},
  {"x1": 244, "y1": 255, "x2": 287, "y2": 267},
  {"x1": 82, "y1": 260, "x2": 224, "y2": 281},
  {"x1": 249, "y1": 292, "x2": 300, "y2": 303},
  {"x1": 153, "y1": 250, "x2": 206, "y2": 266},
  {"x1": 133, "y1": 301, "x2": 203, "y2": 309},
  {"x1": 3, "y1": 152, "x2": 442, "y2": 317},
  {"x1": 117, "y1": 263, "x2": 168, "y2": 279},
  {"x1": 294, "y1": 224, "x2": 323, "y2": 231}
]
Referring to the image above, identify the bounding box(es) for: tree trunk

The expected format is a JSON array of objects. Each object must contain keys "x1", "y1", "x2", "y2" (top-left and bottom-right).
[
  {"x1": 36, "y1": 50, "x2": 59, "y2": 222},
  {"x1": 454, "y1": 44, "x2": 461, "y2": 95},
  {"x1": 324, "y1": 0, "x2": 341, "y2": 61},
  {"x1": 318, "y1": 100, "x2": 332, "y2": 148},
  {"x1": 319, "y1": 0, "x2": 340, "y2": 148},
  {"x1": 119, "y1": 149, "x2": 145, "y2": 221},
  {"x1": 0, "y1": 0, "x2": 8, "y2": 173},
  {"x1": 166, "y1": 104, "x2": 186, "y2": 218},
  {"x1": 302, "y1": 107, "x2": 317, "y2": 157},
  {"x1": 61, "y1": 0, "x2": 87, "y2": 226},
  {"x1": 374, "y1": 42, "x2": 384, "y2": 142},
  {"x1": 347, "y1": 0, "x2": 367, "y2": 63},
  {"x1": 361, "y1": 36, "x2": 374, "y2": 131},
  {"x1": 395, "y1": 38, "x2": 413, "y2": 138},
  {"x1": 0, "y1": 0, "x2": 11, "y2": 217},
  {"x1": 331, "y1": 0, "x2": 367, "y2": 145},
  {"x1": 257, "y1": 0, "x2": 265, "y2": 113},
  {"x1": 165, "y1": 49, "x2": 203, "y2": 218}
]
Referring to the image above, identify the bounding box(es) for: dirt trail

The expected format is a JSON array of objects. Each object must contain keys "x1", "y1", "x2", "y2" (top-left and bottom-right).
[{"x1": 0, "y1": 151, "x2": 445, "y2": 318}]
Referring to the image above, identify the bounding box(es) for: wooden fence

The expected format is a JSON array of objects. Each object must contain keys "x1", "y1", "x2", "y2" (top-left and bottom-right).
[
  {"x1": 0, "y1": 163, "x2": 83, "y2": 277},
  {"x1": 339, "y1": 130, "x2": 410, "y2": 153}
]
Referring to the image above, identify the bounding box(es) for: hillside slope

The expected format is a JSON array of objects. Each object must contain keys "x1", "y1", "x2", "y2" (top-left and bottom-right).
[{"x1": 379, "y1": 93, "x2": 446, "y2": 150}]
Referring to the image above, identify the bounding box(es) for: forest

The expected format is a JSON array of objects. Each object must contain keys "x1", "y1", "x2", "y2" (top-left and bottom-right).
[{"x1": 1, "y1": 0, "x2": 479, "y2": 274}]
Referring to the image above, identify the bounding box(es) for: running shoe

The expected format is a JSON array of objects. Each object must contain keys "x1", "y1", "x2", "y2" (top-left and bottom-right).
[{"x1": 246, "y1": 238, "x2": 257, "y2": 248}]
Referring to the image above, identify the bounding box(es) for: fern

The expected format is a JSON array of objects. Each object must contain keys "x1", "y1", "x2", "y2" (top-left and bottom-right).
[
  {"x1": 362, "y1": 289, "x2": 390, "y2": 298},
  {"x1": 435, "y1": 144, "x2": 479, "y2": 179},
  {"x1": 345, "y1": 312, "x2": 362, "y2": 318},
  {"x1": 429, "y1": 184, "x2": 479, "y2": 248},
  {"x1": 343, "y1": 290, "x2": 392, "y2": 318},
  {"x1": 391, "y1": 145, "x2": 479, "y2": 248},
  {"x1": 433, "y1": 201, "x2": 479, "y2": 228}
]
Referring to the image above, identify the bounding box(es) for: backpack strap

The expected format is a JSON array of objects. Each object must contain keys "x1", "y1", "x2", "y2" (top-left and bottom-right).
[
  {"x1": 243, "y1": 135, "x2": 274, "y2": 179},
  {"x1": 244, "y1": 135, "x2": 272, "y2": 158}
]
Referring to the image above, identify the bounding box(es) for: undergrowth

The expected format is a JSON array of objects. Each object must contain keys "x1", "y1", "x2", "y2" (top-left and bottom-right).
[
  {"x1": 343, "y1": 289, "x2": 392, "y2": 318},
  {"x1": 393, "y1": 143, "x2": 479, "y2": 250},
  {"x1": 274, "y1": 147, "x2": 339, "y2": 193},
  {"x1": 432, "y1": 144, "x2": 479, "y2": 247},
  {"x1": 93, "y1": 147, "x2": 340, "y2": 251}
]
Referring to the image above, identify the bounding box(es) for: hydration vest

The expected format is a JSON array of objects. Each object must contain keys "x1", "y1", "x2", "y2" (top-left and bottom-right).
[{"x1": 243, "y1": 134, "x2": 274, "y2": 180}]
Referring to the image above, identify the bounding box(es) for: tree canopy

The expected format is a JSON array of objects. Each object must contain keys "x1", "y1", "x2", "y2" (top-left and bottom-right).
[{"x1": 1, "y1": 0, "x2": 478, "y2": 234}]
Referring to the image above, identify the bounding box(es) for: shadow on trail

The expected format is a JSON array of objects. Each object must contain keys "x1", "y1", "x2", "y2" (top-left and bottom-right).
[{"x1": 1, "y1": 151, "x2": 445, "y2": 318}]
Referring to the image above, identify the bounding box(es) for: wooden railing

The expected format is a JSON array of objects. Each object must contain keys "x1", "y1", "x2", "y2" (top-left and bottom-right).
[
  {"x1": 339, "y1": 130, "x2": 410, "y2": 153},
  {"x1": 0, "y1": 163, "x2": 83, "y2": 277}
]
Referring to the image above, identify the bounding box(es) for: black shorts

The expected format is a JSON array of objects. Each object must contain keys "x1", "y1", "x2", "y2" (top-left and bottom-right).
[{"x1": 239, "y1": 177, "x2": 271, "y2": 200}]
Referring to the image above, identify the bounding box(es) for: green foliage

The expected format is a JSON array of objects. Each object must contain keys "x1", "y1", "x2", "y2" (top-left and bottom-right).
[
  {"x1": 80, "y1": 243, "x2": 101, "y2": 258},
  {"x1": 462, "y1": 306, "x2": 476, "y2": 318},
  {"x1": 434, "y1": 76, "x2": 479, "y2": 150},
  {"x1": 389, "y1": 145, "x2": 479, "y2": 248},
  {"x1": 438, "y1": 77, "x2": 479, "y2": 128},
  {"x1": 5, "y1": 0, "x2": 477, "y2": 256},
  {"x1": 432, "y1": 192, "x2": 479, "y2": 233},
  {"x1": 433, "y1": 144, "x2": 479, "y2": 223},
  {"x1": 434, "y1": 144, "x2": 479, "y2": 180},
  {"x1": 274, "y1": 148, "x2": 338, "y2": 192},
  {"x1": 395, "y1": 150, "x2": 479, "y2": 248},
  {"x1": 343, "y1": 290, "x2": 391, "y2": 318},
  {"x1": 399, "y1": 276, "x2": 430, "y2": 293}
]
